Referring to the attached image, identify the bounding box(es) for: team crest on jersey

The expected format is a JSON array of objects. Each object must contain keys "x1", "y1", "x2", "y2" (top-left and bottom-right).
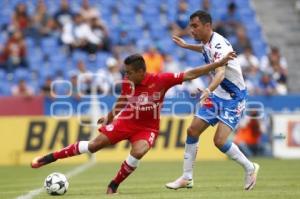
[
  {"x1": 214, "y1": 52, "x2": 221, "y2": 60},
  {"x1": 148, "y1": 83, "x2": 155, "y2": 88},
  {"x1": 105, "y1": 124, "x2": 114, "y2": 131},
  {"x1": 137, "y1": 94, "x2": 149, "y2": 105}
]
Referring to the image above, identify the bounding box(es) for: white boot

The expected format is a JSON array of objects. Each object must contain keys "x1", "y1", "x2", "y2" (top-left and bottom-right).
[
  {"x1": 244, "y1": 163, "x2": 260, "y2": 190},
  {"x1": 165, "y1": 176, "x2": 193, "y2": 190}
]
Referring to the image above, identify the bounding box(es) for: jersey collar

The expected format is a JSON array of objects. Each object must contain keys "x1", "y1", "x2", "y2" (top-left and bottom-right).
[
  {"x1": 208, "y1": 32, "x2": 214, "y2": 43},
  {"x1": 203, "y1": 32, "x2": 214, "y2": 45}
]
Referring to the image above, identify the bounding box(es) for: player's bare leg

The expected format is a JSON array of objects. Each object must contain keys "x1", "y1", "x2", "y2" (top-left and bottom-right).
[
  {"x1": 214, "y1": 122, "x2": 259, "y2": 190},
  {"x1": 107, "y1": 140, "x2": 150, "y2": 194},
  {"x1": 166, "y1": 117, "x2": 209, "y2": 190},
  {"x1": 31, "y1": 133, "x2": 111, "y2": 168}
]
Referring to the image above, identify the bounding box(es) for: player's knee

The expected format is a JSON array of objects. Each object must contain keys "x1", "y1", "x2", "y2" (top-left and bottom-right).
[
  {"x1": 88, "y1": 140, "x2": 103, "y2": 153},
  {"x1": 87, "y1": 142, "x2": 97, "y2": 153},
  {"x1": 187, "y1": 126, "x2": 199, "y2": 138},
  {"x1": 130, "y1": 146, "x2": 151, "y2": 158},
  {"x1": 214, "y1": 137, "x2": 226, "y2": 149},
  {"x1": 88, "y1": 134, "x2": 111, "y2": 153},
  {"x1": 131, "y1": 147, "x2": 149, "y2": 159}
]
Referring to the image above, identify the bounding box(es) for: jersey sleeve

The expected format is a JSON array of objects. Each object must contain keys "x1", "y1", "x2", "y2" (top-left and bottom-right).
[{"x1": 157, "y1": 72, "x2": 184, "y2": 89}]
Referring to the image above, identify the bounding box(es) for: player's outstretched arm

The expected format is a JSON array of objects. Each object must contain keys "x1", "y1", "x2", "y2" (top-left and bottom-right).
[
  {"x1": 172, "y1": 35, "x2": 204, "y2": 53},
  {"x1": 182, "y1": 51, "x2": 236, "y2": 81},
  {"x1": 97, "y1": 95, "x2": 128, "y2": 125}
]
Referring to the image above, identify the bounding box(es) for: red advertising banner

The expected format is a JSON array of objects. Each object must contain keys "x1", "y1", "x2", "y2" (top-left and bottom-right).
[{"x1": 0, "y1": 96, "x2": 44, "y2": 116}]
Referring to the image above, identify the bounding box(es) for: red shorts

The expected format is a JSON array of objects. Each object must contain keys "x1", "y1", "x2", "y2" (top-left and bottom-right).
[{"x1": 99, "y1": 119, "x2": 158, "y2": 147}]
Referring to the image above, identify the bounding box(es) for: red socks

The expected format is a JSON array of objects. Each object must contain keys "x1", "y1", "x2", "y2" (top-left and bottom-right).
[
  {"x1": 113, "y1": 161, "x2": 136, "y2": 184},
  {"x1": 52, "y1": 143, "x2": 137, "y2": 186},
  {"x1": 53, "y1": 142, "x2": 80, "y2": 160}
]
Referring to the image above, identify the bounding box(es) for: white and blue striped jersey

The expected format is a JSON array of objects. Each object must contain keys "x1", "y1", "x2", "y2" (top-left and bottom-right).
[{"x1": 201, "y1": 32, "x2": 246, "y2": 100}]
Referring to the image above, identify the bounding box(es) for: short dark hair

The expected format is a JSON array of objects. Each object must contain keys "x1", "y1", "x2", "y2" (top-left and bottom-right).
[
  {"x1": 190, "y1": 10, "x2": 212, "y2": 24},
  {"x1": 270, "y1": 46, "x2": 279, "y2": 53},
  {"x1": 124, "y1": 54, "x2": 146, "y2": 71}
]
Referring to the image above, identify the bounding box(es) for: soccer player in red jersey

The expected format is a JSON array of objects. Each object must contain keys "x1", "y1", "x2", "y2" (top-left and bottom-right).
[{"x1": 31, "y1": 52, "x2": 236, "y2": 194}]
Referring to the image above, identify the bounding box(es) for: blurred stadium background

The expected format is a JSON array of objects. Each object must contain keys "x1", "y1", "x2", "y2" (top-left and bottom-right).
[{"x1": 0, "y1": 0, "x2": 300, "y2": 198}]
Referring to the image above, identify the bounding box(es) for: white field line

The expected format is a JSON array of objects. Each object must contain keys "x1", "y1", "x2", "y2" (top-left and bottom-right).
[{"x1": 15, "y1": 161, "x2": 96, "y2": 199}]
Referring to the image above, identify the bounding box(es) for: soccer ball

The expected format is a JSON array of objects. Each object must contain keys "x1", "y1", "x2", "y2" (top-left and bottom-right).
[{"x1": 44, "y1": 172, "x2": 69, "y2": 195}]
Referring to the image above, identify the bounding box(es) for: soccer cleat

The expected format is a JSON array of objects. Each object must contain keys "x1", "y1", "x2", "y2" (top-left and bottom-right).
[
  {"x1": 31, "y1": 153, "x2": 57, "y2": 168},
  {"x1": 165, "y1": 177, "x2": 193, "y2": 190},
  {"x1": 244, "y1": 162, "x2": 260, "y2": 190},
  {"x1": 106, "y1": 180, "x2": 119, "y2": 194}
]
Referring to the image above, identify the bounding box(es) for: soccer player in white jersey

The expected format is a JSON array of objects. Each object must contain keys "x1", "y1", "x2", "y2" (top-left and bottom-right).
[{"x1": 165, "y1": 10, "x2": 259, "y2": 191}]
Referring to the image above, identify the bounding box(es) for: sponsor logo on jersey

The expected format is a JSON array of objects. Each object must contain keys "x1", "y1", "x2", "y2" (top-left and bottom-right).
[
  {"x1": 106, "y1": 124, "x2": 114, "y2": 131},
  {"x1": 174, "y1": 73, "x2": 180, "y2": 78},
  {"x1": 215, "y1": 43, "x2": 221, "y2": 49}
]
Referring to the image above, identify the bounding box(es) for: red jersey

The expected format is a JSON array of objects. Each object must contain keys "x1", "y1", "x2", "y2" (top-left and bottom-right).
[{"x1": 117, "y1": 72, "x2": 184, "y2": 131}]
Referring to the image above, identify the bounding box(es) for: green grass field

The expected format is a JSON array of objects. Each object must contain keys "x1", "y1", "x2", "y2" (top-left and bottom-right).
[{"x1": 1, "y1": 158, "x2": 300, "y2": 199}]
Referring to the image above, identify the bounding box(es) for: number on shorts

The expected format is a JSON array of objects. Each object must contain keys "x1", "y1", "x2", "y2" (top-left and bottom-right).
[{"x1": 149, "y1": 132, "x2": 155, "y2": 145}]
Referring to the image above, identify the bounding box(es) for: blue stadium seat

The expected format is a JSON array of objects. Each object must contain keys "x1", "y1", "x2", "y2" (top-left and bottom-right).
[
  {"x1": 14, "y1": 68, "x2": 30, "y2": 82},
  {"x1": 252, "y1": 40, "x2": 267, "y2": 59},
  {"x1": 0, "y1": 69, "x2": 6, "y2": 80},
  {"x1": 49, "y1": 59, "x2": 68, "y2": 73},
  {"x1": 41, "y1": 37, "x2": 60, "y2": 55},
  {"x1": 167, "y1": 10, "x2": 177, "y2": 22},
  {"x1": 211, "y1": 0, "x2": 228, "y2": 9},
  {"x1": 72, "y1": 51, "x2": 89, "y2": 63},
  {"x1": 95, "y1": 52, "x2": 111, "y2": 68},
  {"x1": 41, "y1": 37, "x2": 59, "y2": 48},
  {"x1": 0, "y1": 80, "x2": 12, "y2": 96},
  {"x1": 187, "y1": 0, "x2": 201, "y2": 10},
  {"x1": 165, "y1": 0, "x2": 178, "y2": 10},
  {"x1": 28, "y1": 50, "x2": 43, "y2": 70},
  {"x1": 69, "y1": 1, "x2": 81, "y2": 12},
  {"x1": 239, "y1": 9, "x2": 256, "y2": 24},
  {"x1": 156, "y1": 38, "x2": 174, "y2": 54},
  {"x1": 29, "y1": 60, "x2": 44, "y2": 71},
  {"x1": 0, "y1": 13, "x2": 10, "y2": 25},
  {"x1": 235, "y1": 0, "x2": 250, "y2": 8},
  {"x1": 186, "y1": 51, "x2": 205, "y2": 67},
  {"x1": 44, "y1": 0, "x2": 57, "y2": 15},
  {"x1": 53, "y1": 82, "x2": 70, "y2": 96},
  {"x1": 119, "y1": 14, "x2": 135, "y2": 24},
  {"x1": 25, "y1": 37, "x2": 35, "y2": 48},
  {"x1": 119, "y1": 6, "x2": 134, "y2": 16},
  {"x1": 97, "y1": 0, "x2": 114, "y2": 8}
]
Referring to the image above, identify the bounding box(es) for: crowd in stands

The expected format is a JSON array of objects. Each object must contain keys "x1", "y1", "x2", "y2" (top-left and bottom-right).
[{"x1": 0, "y1": 0, "x2": 289, "y2": 97}]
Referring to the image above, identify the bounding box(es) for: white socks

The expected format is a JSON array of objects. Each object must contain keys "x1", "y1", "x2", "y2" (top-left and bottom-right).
[
  {"x1": 181, "y1": 139, "x2": 254, "y2": 181},
  {"x1": 225, "y1": 143, "x2": 254, "y2": 173},
  {"x1": 126, "y1": 154, "x2": 140, "y2": 168},
  {"x1": 183, "y1": 142, "x2": 198, "y2": 180},
  {"x1": 78, "y1": 141, "x2": 90, "y2": 154},
  {"x1": 181, "y1": 141, "x2": 254, "y2": 181},
  {"x1": 78, "y1": 142, "x2": 140, "y2": 169}
]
